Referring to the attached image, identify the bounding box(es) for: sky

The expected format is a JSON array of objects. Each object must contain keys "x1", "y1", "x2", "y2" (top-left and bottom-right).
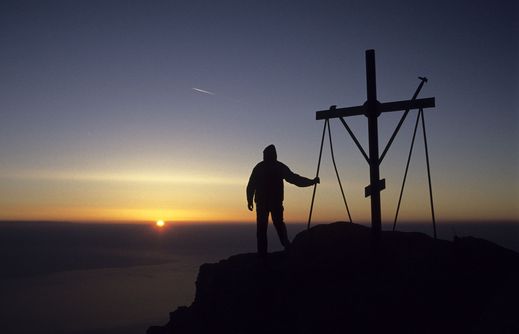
[{"x1": 0, "y1": 0, "x2": 517, "y2": 224}]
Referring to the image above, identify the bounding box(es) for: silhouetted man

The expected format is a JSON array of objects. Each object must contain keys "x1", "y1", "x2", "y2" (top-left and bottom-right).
[{"x1": 247, "y1": 144, "x2": 319, "y2": 257}]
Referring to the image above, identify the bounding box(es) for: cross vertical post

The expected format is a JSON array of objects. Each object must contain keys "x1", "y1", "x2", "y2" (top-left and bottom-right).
[{"x1": 365, "y1": 50, "x2": 382, "y2": 238}]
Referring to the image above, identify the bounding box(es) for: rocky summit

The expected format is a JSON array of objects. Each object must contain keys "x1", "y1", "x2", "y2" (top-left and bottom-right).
[{"x1": 147, "y1": 222, "x2": 519, "y2": 334}]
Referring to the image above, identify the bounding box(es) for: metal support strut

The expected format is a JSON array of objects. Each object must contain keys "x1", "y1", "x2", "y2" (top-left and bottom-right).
[
  {"x1": 307, "y1": 119, "x2": 353, "y2": 230},
  {"x1": 392, "y1": 108, "x2": 437, "y2": 239},
  {"x1": 307, "y1": 120, "x2": 328, "y2": 230},
  {"x1": 328, "y1": 121, "x2": 353, "y2": 224}
]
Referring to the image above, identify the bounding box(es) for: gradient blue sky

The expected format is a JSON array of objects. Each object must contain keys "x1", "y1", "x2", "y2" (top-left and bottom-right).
[{"x1": 0, "y1": 0, "x2": 517, "y2": 223}]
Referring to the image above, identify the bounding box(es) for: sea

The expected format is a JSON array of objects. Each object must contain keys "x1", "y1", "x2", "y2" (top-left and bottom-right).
[{"x1": 0, "y1": 221, "x2": 517, "y2": 334}]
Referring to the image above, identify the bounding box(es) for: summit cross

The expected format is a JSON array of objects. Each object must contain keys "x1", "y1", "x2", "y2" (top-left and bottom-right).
[{"x1": 315, "y1": 49, "x2": 436, "y2": 239}]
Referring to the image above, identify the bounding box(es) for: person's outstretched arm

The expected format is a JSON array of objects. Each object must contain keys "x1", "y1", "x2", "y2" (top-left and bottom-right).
[{"x1": 283, "y1": 164, "x2": 319, "y2": 187}]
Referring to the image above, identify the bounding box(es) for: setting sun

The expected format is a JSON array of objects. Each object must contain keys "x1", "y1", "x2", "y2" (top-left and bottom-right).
[{"x1": 156, "y1": 220, "x2": 165, "y2": 227}]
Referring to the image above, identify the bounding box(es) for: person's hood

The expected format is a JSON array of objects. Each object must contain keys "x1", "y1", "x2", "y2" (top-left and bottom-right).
[{"x1": 263, "y1": 144, "x2": 277, "y2": 162}]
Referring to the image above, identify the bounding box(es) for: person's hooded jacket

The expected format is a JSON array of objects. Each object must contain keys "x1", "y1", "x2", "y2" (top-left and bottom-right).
[{"x1": 247, "y1": 145, "x2": 315, "y2": 207}]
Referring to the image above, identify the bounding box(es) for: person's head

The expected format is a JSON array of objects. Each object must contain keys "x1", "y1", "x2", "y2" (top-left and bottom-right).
[{"x1": 263, "y1": 144, "x2": 277, "y2": 162}]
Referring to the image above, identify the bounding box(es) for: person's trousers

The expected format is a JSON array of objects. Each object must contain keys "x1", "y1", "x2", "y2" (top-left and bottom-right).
[{"x1": 256, "y1": 202, "x2": 290, "y2": 256}]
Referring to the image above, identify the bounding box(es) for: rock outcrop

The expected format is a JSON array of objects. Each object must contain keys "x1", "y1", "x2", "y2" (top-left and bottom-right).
[{"x1": 148, "y1": 222, "x2": 519, "y2": 334}]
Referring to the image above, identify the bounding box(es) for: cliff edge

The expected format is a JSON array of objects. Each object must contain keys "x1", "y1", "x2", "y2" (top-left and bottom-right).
[{"x1": 147, "y1": 222, "x2": 519, "y2": 334}]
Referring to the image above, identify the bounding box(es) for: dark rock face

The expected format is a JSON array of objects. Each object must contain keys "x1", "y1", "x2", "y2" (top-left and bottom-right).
[{"x1": 148, "y1": 223, "x2": 519, "y2": 334}]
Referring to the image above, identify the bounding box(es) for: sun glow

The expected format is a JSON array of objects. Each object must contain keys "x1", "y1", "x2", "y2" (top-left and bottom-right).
[{"x1": 156, "y1": 220, "x2": 165, "y2": 227}]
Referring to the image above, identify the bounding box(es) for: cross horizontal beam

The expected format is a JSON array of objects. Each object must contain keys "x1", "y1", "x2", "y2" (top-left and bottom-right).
[{"x1": 315, "y1": 97, "x2": 435, "y2": 120}]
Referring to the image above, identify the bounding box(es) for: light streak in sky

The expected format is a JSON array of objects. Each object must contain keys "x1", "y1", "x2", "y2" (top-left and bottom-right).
[{"x1": 192, "y1": 87, "x2": 215, "y2": 95}]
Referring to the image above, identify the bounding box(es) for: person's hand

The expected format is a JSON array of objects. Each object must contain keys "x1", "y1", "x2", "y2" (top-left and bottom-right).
[
  {"x1": 314, "y1": 177, "x2": 320, "y2": 184},
  {"x1": 248, "y1": 203, "x2": 254, "y2": 211}
]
